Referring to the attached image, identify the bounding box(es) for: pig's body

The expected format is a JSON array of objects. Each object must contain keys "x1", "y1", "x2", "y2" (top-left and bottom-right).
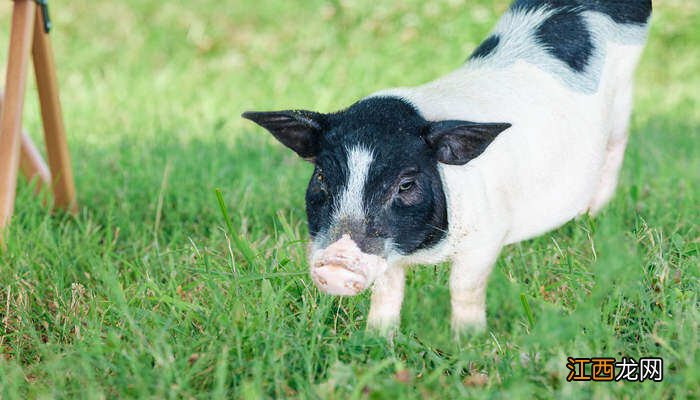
[
  {"x1": 376, "y1": 9, "x2": 649, "y2": 254},
  {"x1": 367, "y1": 3, "x2": 650, "y2": 331},
  {"x1": 244, "y1": 0, "x2": 652, "y2": 335}
]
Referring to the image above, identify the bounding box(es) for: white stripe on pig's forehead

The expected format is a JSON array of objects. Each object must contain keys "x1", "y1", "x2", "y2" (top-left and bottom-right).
[{"x1": 332, "y1": 146, "x2": 374, "y2": 222}]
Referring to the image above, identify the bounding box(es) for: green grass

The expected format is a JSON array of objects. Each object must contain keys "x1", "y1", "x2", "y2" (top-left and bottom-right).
[{"x1": 0, "y1": 0, "x2": 698, "y2": 398}]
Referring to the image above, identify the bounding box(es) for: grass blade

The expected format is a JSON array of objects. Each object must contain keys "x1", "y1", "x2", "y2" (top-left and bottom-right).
[
  {"x1": 215, "y1": 188, "x2": 257, "y2": 267},
  {"x1": 520, "y1": 293, "x2": 535, "y2": 328}
]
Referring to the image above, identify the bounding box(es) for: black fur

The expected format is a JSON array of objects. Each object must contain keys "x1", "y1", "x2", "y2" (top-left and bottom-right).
[
  {"x1": 314, "y1": 97, "x2": 449, "y2": 254},
  {"x1": 485, "y1": 0, "x2": 653, "y2": 73},
  {"x1": 241, "y1": 110, "x2": 325, "y2": 159},
  {"x1": 470, "y1": 34, "x2": 500, "y2": 60},
  {"x1": 426, "y1": 121, "x2": 512, "y2": 165},
  {"x1": 588, "y1": 0, "x2": 653, "y2": 25},
  {"x1": 510, "y1": 0, "x2": 651, "y2": 25},
  {"x1": 244, "y1": 97, "x2": 510, "y2": 256},
  {"x1": 536, "y1": 6, "x2": 593, "y2": 72}
]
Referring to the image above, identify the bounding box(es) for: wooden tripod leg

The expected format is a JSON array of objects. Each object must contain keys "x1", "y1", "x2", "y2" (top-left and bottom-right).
[
  {"x1": 32, "y1": 4, "x2": 77, "y2": 214},
  {"x1": 20, "y1": 132, "x2": 52, "y2": 194},
  {"x1": 0, "y1": 0, "x2": 36, "y2": 233},
  {"x1": 0, "y1": 90, "x2": 50, "y2": 195}
]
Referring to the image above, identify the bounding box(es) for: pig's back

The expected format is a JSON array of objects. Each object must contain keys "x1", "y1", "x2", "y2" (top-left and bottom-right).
[
  {"x1": 371, "y1": 1, "x2": 650, "y2": 244},
  {"x1": 466, "y1": 0, "x2": 650, "y2": 95}
]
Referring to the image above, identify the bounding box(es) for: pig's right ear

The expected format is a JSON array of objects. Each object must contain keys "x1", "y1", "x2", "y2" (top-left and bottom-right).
[
  {"x1": 242, "y1": 110, "x2": 326, "y2": 161},
  {"x1": 424, "y1": 120, "x2": 511, "y2": 165}
]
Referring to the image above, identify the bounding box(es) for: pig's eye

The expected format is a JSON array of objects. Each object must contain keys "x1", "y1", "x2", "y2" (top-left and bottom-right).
[
  {"x1": 315, "y1": 169, "x2": 326, "y2": 185},
  {"x1": 311, "y1": 170, "x2": 328, "y2": 200},
  {"x1": 398, "y1": 178, "x2": 415, "y2": 193}
]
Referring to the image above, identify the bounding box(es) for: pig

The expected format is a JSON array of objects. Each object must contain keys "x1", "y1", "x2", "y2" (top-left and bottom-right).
[{"x1": 242, "y1": 0, "x2": 652, "y2": 336}]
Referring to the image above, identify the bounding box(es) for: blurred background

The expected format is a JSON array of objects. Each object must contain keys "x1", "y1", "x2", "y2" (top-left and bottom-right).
[
  {"x1": 1, "y1": 0, "x2": 697, "y2": 232},
  {"x1": 0, "y1": 1, "x2": 698, "y2": 398}
]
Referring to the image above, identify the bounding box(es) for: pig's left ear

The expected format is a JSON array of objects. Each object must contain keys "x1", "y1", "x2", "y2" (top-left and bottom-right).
[
  {"x1": 424, "y1": 120, "x2": 511, "y2": 165},
  {"x1": 242, "y1": 110, "x2": 326, "y2": 161}
]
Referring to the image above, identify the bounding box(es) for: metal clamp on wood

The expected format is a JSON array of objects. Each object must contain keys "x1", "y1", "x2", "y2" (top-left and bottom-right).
[{"x1": 35, "y1": 0, "x2": 51, "y2": 33}]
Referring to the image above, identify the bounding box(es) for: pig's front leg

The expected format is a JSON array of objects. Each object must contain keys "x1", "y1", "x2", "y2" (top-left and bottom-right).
[
  {"x1": 450, "y1": 246, "x2": 501, "y2": 336},
  {"x1": 366, "y1": 265, "x2": 406, "y2": 334}
]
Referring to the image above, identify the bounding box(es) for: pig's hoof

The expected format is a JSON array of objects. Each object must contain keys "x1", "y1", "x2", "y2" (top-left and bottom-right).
[
  {"x1": 366, "y1": 316, "x2": 400, "y2": 338},
  {"x1": 451, "y1": 316, "x2": 487, "y2": 339},
  {"x1": 311, "y1": 265, "x2": 368, "y2": 296}
]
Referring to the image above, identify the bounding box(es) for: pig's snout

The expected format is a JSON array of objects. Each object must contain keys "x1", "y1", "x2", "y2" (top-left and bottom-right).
[
  {"x1": 310, "y1": 234, "x2": 387, "y2": 296},
  {"x1": 311, "y1": 265, "x2": 367, "y2": 296}
]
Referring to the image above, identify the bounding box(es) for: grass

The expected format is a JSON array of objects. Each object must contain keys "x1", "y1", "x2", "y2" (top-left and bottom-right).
[{"x1": 0, "y1": 0, "x2": 698, "y2": 398}]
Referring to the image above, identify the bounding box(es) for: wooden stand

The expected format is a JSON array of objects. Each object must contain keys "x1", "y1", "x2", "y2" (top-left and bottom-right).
[{"x1": 0, "y1": 0, "x2": 76, "y2": 244}]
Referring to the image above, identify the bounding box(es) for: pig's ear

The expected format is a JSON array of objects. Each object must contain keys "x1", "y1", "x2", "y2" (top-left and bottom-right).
[
  {"x1": 242, "y1": 110, "x2": 326, "y2": 161},
  {"x1": 424, "y1": 120, "x2": 511, "y2": 165}
]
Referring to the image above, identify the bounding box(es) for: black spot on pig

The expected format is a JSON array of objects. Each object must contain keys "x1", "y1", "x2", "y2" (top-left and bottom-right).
[
  {"x1": 505, "y1": 0, "x2": 651, "y2": 73},
  {"x1": 589, "y1": 0, "x2": 652, "y2": 25},
  {"x1": 535, "y1": 6, "x2": 593, "y2": 73},
  {"x1": 510, "y1": 0, "x2": 651, "y2": 25},
  {"x1": 320, "y1": 97, "x2": 450, "y2": 254},
  {"x1": 470, "y1": 35, "x2": 500, "y2": 60},
  {"x1": 243, "y1": 97, "x2": 511, "y2": 256}
]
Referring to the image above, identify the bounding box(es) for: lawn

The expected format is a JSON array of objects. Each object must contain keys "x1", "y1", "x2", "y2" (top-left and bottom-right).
[{"x1": 0, "y1": 0, "x2": 698, "y2": 398}]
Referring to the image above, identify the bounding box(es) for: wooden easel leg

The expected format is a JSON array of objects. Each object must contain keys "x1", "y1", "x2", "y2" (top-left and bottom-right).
[
  {"x1": 0, "y1": 0, "x2": 36, "y2": 235},
  {"x1": 20, "y1": 132, "x2": 52, "y2": 194},
  {"x1": 0, "y1": 91, "x2": 51, "y2": 195},
  {"x1": 32, "y1": 4, "x2": 77, "y2": 214}
]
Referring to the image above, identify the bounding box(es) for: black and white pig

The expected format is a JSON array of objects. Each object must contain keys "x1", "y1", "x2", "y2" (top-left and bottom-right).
[{"x1": 243, "y1": 0, "x2": 652, "y2": 335}]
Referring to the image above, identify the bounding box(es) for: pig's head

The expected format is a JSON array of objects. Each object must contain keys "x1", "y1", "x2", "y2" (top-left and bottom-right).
[{"x1": 243, "y1": 97, "x2": 509, "y2": 295}]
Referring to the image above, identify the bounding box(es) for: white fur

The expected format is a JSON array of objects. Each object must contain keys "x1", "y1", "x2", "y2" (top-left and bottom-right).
[
  {"x1": 309, "y1": 146, "x2": 376, "y2": 278},
  {"x1": 470, "y1": 8, "x2": 648, "y2": 93},
  {"x1": 367, "y1": 265, "x2": 406, "y2": 334},
  {"x1": 334, "y1": 146, "x2": 374, "y2": 222},
  {"x1": 364, "y1": 8, "x2": 649, "y2": 334}
]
